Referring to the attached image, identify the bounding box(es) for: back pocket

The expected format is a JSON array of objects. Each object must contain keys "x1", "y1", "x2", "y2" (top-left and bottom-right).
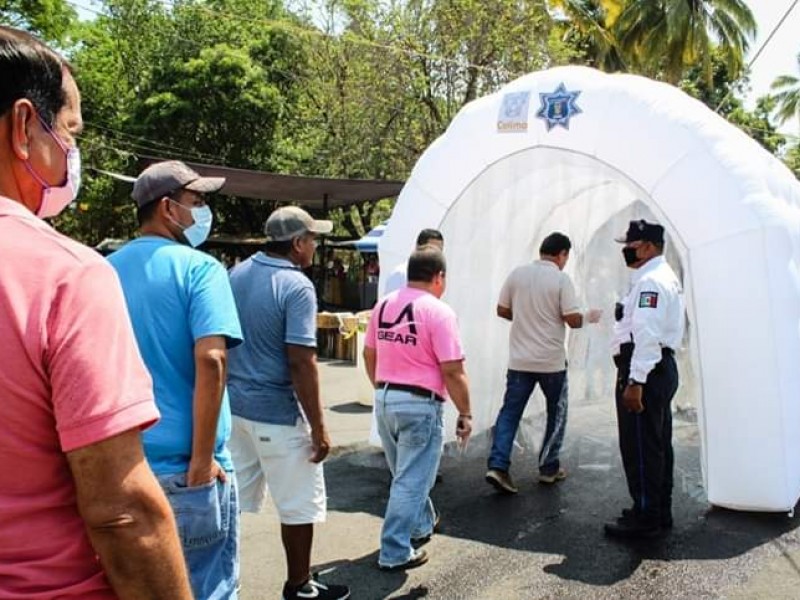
[
  {"x1": 164, "y1": 478, "x2": 231, "y2": 550},
  {"x1": 397, "y1": 413, "x2": 434, "y2": 447}
]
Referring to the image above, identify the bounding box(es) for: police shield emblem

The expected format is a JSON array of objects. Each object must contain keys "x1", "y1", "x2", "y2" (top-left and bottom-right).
[{"x1": 536, "y1": 83, "x2": 583, "y2": 131}]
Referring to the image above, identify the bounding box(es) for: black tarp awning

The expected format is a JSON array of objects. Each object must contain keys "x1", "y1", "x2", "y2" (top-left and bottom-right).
[{"x1": 137, "y1": 156, "x2": 405, "y2": 209}]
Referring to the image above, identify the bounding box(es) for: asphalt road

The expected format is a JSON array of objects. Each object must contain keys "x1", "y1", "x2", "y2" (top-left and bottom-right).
[{"x1": 240, "y1": 401, "x2": 800, "y2": 599}]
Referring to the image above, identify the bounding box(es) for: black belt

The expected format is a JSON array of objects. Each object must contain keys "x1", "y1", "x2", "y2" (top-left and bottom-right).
[
  {"x1": 620, "y1": 342, "x2": 674, "y2": 356},
  {"x1": 377, "y1": 382, "x2": 445, "y2": 403}
]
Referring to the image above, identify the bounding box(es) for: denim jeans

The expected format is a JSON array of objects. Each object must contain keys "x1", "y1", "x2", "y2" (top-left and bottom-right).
[
  {"x1": 375, "y1": 388, "x2": 444, "y2": 568},
  {"x1": 158, "y1": 471, "x2": 239, "y2": 600},
  {"x1": 488, "y1": 369, "x2": 568, "y2": 476}
]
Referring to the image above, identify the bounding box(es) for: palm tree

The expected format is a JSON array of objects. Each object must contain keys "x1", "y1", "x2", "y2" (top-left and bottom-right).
[
  {"x1": 551, "y1": 0, "x2": 627, "y2": 72},
  {"x1": 771, "y1": 53, "x2": 800, "y2": 127},
  {"x1": 613, "y1": 0, "x2": 757, "y2": 84}
]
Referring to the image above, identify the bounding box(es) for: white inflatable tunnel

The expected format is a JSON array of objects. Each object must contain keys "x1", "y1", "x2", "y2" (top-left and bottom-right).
[{"x1": 380, "y1": 66, "x2": 800, "y2": 512}]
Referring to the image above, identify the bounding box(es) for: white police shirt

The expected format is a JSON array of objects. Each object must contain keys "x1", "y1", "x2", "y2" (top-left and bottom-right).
[
  {"x1": 382, "y1": 263, "x2": 407, "y2": 296},
  {"x1": 612, "y1": 255, "x2": 685, "y2": 382}
]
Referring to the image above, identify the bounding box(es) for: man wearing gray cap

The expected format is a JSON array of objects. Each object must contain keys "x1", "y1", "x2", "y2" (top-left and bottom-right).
[
  {"x1": 109, "y1": 160, "x2": 244, "y2": 599},
  {"x1": 227, "y1": 206, "x2": 350, "y2": 600}
]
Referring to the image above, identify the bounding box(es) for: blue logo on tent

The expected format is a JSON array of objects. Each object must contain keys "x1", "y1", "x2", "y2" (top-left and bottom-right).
[{"x1": 536, "y1": 83, "x2": 582, "y2": 131}]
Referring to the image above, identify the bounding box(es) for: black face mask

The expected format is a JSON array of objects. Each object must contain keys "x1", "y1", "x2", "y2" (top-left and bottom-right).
[{"x1": 622, "y1": 246, "x2": 639, "y2": 266}]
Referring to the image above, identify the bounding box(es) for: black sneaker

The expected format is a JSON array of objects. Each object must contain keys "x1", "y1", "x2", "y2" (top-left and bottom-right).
[
  {"x1": 282, "y1": 575, "x2": 351, "y2": 600},
  {"x1": 604, "y1": 516, "x2": 665, "y2": 540},
  {"x1": 620, "y1": 507, "x2": 673, "y2": 529}
]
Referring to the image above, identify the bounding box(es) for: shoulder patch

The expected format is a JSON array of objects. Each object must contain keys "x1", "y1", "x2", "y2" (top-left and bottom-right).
[{"x1": 639, "y1": 291, "x2": 658, "y2": 308}]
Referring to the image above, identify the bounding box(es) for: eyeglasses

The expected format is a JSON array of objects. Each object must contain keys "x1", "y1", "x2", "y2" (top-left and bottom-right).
[{"x1": 168, "y1": 190, "x2": 207, "y2": 206}]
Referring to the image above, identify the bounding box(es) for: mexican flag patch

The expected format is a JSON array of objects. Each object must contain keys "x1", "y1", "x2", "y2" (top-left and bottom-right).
[{"x1": 639, "y1": 291, "x2": 658, "y2": 308}]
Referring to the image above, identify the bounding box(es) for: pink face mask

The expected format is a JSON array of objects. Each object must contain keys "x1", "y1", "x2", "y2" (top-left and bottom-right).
[{"x1": 24, "y1": 116, "x2": 82, "y2": 219}]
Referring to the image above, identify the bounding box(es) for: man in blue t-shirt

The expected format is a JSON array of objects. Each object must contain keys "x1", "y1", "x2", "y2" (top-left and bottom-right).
[
  {"x1": 228, "y1": 206, "x2": 349, "y2": 600},
  {"x1": 109, "y1": 161, "x2": 243, "y2": 600}
]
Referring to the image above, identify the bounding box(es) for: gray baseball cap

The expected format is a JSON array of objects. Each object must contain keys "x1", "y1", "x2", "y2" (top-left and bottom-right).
[
  {"x1": 131, "y1": 160, "x2": 226, "y2": 207},
  {"x1": 264, "y1": 206, "x2": 333, "y2": 241}
]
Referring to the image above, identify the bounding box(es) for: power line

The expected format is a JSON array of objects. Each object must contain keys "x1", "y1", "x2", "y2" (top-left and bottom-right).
[
  {"x1": 164, "y1": 0, "x2": 506, "y2": 77},
  {"x1": 745, "y1": 0, "x2": 799, "y2": 74},
  {"x1": 81, "y1": 134, "x2": 221, "y2": 165},
  {"x1": 64, "y1": 0, "x2": 336, "y2": 113},
  {"x1": 82, "y1": 130, "x2": 211, "y2": 162},
  {"x1": 69, "y1": 0, "x2": 799, "y2": 167},
  {"x1": 69, "y1": 0, "x2": 506, "y2": 78},
  {"x1": 84, "y1": 121, "x2": 223, "y2": 163},
  {"x1": 714, "y1": 0, "x2": 800, "y2": 113},
  {"x1": 68, "y1": 0, "x2": 104, "y2": 18},
  {"x1": 62, "y1": 0, "x2": 458, "y2": 171}
]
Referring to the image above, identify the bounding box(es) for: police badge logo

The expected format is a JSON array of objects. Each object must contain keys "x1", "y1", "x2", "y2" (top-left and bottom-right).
[{"x1": 536, "y1": 83, "x2": 582, "y2": 131}]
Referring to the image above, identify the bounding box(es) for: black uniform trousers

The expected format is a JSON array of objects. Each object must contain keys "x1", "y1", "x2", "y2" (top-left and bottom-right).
[{"x1": 614, "y1": 342, "x2": 679, "y2": 524}]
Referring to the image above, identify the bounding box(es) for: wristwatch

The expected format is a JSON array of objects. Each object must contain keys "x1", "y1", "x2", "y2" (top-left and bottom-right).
[{"x1": 628, "y1": 378, "x2": 644, "y2": 386}]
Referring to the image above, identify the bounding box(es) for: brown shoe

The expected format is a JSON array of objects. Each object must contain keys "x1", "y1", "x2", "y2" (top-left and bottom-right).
[
  {"x1": 485, "y1": 469, "x2": 519, "y2": 494},
  {"x1": 537, "y1": 468, "x2": 567, "y2": 484}
]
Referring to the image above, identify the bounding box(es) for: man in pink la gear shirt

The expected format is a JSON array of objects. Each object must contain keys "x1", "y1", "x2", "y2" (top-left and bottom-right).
[
  {"x1": 0, "y1": 26, "x2": 191, "y2": 599},
  {"x1": 363, "y1": 246, "x2": 473, "y2": 571}
]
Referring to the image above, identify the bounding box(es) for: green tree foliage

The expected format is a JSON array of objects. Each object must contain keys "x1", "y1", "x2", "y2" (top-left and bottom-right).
[
  {"x1": 288, "y1": 0, "x2": 576, "y2": 236},
  {"x1": 680, "y1": 49, "x2": 785, "y2": 154},
  {"x1": 550, "y1": 0, "x2": 627, "y2": 72},
  {"x1": 60, "y1": 0, "x2": 309, "y2": 243},
  {"x1": 770, "y1": 53, "x2": 800, "y2": 128},
  {"x1": 785, "y1": 143, "x2": 800, "y2": 179},
  {"x1": 53, "y1": 0, "x2": 790, "y2": 244},
  {"x1": 553, "y1": 0, "x2": 756, "y2": 85},
  {"x1": 0, "y1": 0, "x2": 76, "y2": 42},
  {"x1": 614, "y1": 0, "x2": 756, "y2": 84}
]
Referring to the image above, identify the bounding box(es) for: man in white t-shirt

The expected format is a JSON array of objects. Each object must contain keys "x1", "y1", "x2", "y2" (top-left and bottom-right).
[
  {"x1": 382, "y1": 229, "x2": 444, "y2": 295},
  {"x1": 486, "y1": 232, "x2": 600, "y2": 494}
]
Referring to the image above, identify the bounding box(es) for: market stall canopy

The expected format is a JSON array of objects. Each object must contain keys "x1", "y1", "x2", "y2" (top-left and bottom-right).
[
  {"x1": 330, "y1": 221, "x2": 387, "y2": 253},
  {"x1": 132, "y1": 157, "x2": 405, "y2": 210}
]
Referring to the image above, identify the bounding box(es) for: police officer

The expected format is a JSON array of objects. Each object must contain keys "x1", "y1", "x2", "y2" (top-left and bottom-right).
[{"x1": 604, "y1": 220, "x2": 685, "y2": 539}]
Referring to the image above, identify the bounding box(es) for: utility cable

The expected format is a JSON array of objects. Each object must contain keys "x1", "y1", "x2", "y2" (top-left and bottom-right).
[{"x1": 714, "y1": 0, "x2": 800, "y2": 113}]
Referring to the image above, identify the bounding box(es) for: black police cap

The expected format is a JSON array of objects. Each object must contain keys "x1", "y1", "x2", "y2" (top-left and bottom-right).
[{"x1": 615, "y1": 219, "x2": 664, "y2": 244}]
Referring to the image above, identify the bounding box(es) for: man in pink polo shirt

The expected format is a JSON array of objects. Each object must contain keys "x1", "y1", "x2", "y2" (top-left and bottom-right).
[
  {"x1": 363, "y1": 246, "x2": 472, "y2": 571},
  {"x1": 0, "y1": 26, "x2": 191, "y2": 598}
]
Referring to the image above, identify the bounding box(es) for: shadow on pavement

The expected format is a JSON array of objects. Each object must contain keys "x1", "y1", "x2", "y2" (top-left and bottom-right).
[
  {"x1": 329, "y1": 401, "x2": 373, "y2": 414},
  {"x1": 314, "y1": 550, "x2": 414, "y2": 599},
  {"x1": 324, "y1": 407, "x2": 800, "y2": 589}
]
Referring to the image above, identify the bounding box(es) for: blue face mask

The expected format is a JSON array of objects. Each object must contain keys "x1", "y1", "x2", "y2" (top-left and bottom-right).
[{"x1": 169, "y1": 200, "x2": 213, "y2": 247}]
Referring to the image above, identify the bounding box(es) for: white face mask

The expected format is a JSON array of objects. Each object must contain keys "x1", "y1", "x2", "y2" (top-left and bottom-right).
[
  {"x1": 25, "y1": 117, "x2": 81, "y2": 219},
  {"x1": 169, "y1": 200, "x2": 213, "y2": 247}
]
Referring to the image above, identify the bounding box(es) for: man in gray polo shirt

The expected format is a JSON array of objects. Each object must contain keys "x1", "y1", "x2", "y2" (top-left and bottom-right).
[
  {"x1": 227, "y1": 206, "x2": 350, "y2": 600},
  {"x1": 486, "y1": 232, "x2": 601, "y2": 494}
]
